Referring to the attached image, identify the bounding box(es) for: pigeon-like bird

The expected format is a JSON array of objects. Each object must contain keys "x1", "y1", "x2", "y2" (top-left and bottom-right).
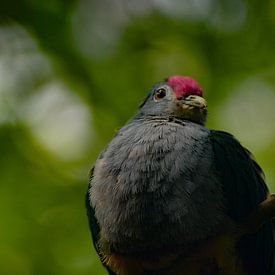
[{"x1": 86, "y1": 76, "x2": 274, "y2": 275}]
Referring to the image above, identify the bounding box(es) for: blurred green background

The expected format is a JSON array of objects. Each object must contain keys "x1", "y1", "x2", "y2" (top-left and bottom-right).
[{"x1": 0, "y1": 0, "x2": 275, "y2": 274}]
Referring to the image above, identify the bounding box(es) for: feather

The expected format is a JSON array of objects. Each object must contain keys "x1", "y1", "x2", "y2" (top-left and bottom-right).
[
  {"x1": 86, "y1": 167, "x2": 116, "y2": 275},
  {"x1": 210, "y1": 130, "x2": 274, "y2": 275}
]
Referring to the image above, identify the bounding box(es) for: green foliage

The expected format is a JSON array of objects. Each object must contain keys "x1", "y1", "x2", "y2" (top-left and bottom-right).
[{"x1": 0, "y1": 1, "x2": 275, "y2": 274}]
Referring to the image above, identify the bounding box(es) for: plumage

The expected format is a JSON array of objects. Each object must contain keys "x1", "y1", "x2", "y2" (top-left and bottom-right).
[
  {"x1": 86, "y1": 76, "x2": 274, "y2": 275},
  {"x1": 210, "y1": 131, "x2": 273, "y2": 275}
]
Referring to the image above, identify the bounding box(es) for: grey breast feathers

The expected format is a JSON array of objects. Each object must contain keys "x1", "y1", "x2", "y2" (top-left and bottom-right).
[{"x1": 90, "y1": 119, "x2": 225, "y2": 253}]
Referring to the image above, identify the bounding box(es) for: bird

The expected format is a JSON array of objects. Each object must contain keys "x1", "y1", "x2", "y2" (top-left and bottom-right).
[{"x1": 86, "y1": 76, "x2": 274, "y2": 275}]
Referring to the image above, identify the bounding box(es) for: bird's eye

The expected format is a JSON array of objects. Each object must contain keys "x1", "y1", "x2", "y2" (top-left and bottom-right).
[{"x1": 154, "y1": 88, "x2": 166, "y2": 101}]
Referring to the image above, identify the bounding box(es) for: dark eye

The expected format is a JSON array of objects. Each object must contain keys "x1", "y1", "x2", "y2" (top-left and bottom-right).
[{"x1": 154, "y1": 88, "x2": 166, "y2": 101}]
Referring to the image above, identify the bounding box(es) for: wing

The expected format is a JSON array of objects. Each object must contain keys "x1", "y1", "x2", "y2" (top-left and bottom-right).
[
  {"x1": 86, "y1": 167, "x2": 116, "y2": 275},
  {"x1": 210, "y1": 130, "x2": 274, "y2": 275}
]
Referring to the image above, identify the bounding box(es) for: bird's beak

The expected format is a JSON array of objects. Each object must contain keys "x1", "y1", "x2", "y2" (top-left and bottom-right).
[{"x1": 180, "y1": 95, "x2": 207, "y2": 109}]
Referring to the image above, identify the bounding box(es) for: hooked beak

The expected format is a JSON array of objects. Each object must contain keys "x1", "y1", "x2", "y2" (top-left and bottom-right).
[{"x1": 180, "y1": 95, "x2": 207, "y2": 109}]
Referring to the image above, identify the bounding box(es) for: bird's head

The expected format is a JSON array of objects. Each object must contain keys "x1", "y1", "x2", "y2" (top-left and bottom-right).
[{"x1": 138, "y1": 76, "x2": 207, "y2": 125}]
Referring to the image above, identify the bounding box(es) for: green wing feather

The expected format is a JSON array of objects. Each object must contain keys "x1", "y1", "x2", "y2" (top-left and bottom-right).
[{"x1": 210, "y1": 130, "x2": 274, "y2": 275}]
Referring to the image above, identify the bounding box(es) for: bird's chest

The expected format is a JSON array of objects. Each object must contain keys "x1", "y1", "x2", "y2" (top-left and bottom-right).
[
  {"x1": 95, "y1": 121, "x2": 210, "y2": 195},
  {"x1": 91, "y1": 121, "x2": 224, "y2": 253}
]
